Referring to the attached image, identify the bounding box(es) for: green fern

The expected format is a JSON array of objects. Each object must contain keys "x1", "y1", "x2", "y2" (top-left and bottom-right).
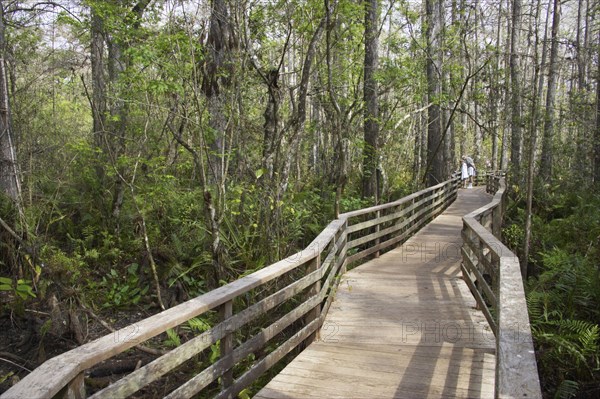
[
  {"x1": 164, "y1": 328, "x2": 181, "y2": 348},
  {"x1": 187, "y1": 317, "x2": 211, "y2": 333},
  {"x1": 553, "y1": 380, "x2": 578, "y2": 399}
]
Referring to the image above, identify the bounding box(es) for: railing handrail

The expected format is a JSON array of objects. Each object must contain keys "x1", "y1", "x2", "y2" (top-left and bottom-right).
[
  {"x1": 2, "y1": 175, "x2": 460, "y2": 399},
  {"x1": 461, "y1": 172, "x2": 541, "y2": 399}
]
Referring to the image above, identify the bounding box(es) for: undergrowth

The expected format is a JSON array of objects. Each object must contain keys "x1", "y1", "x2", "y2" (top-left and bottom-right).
[{"x1": 505, "y1": 183, "x2": 600, "y2": 398}]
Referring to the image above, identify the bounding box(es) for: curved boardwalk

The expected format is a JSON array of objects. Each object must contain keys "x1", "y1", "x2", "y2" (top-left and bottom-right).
[{"x1": 255, "y1": 187, "x2": 495, "y2": 399}]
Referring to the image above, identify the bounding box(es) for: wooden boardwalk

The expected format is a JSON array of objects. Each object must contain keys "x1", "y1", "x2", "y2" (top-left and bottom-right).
[{"x1": 255, "y1": 187, "x2": 495, "y2": 399}]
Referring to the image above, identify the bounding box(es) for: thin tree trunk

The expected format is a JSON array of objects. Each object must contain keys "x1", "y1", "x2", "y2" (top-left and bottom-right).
[
  {"x1": 0, "y1": 59, "x2": 18, "y2": 203},
  {"x1": 524, "y1": 0, "x2": 550, "y2": 278},
  {"x1": 594, "y1": 29, "x2": 600, "y2": 184},
  {"x1": 200, "y1": 0, "x2": 236, "y2": 283},
  {"x1": 90, "y1": 6, "x2": 106, "y2": 155},
  {"x1": 500, "y1": 1, "x2": 511, "y2": 171},
  {"x1": 574, "y1": 0, "x2": 589, "y2": 179},
  {"x1": 490, "y1": 0, "x2": 503, "y2": 170},
  {"x1": 362, "y1": 0, "x2": 379, "y2": 198},
  {"x1": 540, "y1": 0, "x2": 561, "y2": 182},
  {"x1": 510, "y1": 0, "x2": 523, "y2": 186},
  {"x1": 425, "y1": 0, "x2": 444, "y2": 186}
]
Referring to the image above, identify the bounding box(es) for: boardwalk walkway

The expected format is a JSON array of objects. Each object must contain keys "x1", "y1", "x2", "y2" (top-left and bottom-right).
[{"x1": 255, "y1": 187, "x2": 495, "y2": 399}]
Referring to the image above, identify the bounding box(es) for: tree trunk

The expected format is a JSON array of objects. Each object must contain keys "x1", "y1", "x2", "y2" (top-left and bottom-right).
[
  {"x1": 594, "y1": 30, "x2": 600, "y2": 184},
  {"x1": 202, "y1": 0, "x2": 235, "y2": 188},
  {"x1": 0, "y1": 3, "x2": 26, "y2": 276},
  {"x1": 540, "y1": 0, "x2": 561, "y2": 182},
  {"x1": 362, "y1": 0, "x2": 379, "y2": 198},
  {"x1": 524, "y1": 0, "x2": 550, "y2": 279},
  {"x1": 509, "y1": 0, "x2": 523, "y2": 185},
  {"x1": 0, "y1": 63, "x2": 18, "y2": 203},
  {"x1": 425, "y1": 0, "x2": 444, "y2": 186},
  {"x1": 574, "y1": 0, "x2": 589, "y2": 179},
  {"x1": 90, "y1": 6, "x2": 106, "y2": 156},
  {"x1": 201, "y1": 0, "x2": 237, "y2": 283},
  {"x1": 441, "y1": 1, "x2": 452, "y2": 176},
  {"x1": 490, "y1": 1, "x2": 502, "y2": 170},
  {"x1": 0, "y1": 5, "x2": 20, "y2": 204}
]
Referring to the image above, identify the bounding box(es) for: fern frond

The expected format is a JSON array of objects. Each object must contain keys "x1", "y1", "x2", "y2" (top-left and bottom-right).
[{"x1": 554, "y1": 379, "x2": 579, "y2": 399}]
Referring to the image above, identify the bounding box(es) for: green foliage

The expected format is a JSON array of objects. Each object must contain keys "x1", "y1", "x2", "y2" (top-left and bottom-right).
[
  {"x1": 339, "y1": 195, "x2": 373, "y2": 213},
  {"x1": 508, "y1": 184, "x2": 600, "y2": 396},
  {"x1": 0, "y1": 276, "x2": 36, "y2": 301},
  {"x1": 164, "y1": 328, "x2": 181, "y2": 348},
  {"x1": 98, "y1": 263, "x2": 149, "y2": 308},
  {"x1": 502, "y1": 223, "x2": 524, "y2": 253}
]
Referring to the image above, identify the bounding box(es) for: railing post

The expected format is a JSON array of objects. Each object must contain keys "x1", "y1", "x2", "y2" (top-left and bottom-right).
[
  {"x1": 340, "y1": 220, "x2": 348, "y2": 274},
  {"x1": 219, "y1": 300, "x2": 233, "y2": 390},
  {"x1": 58, "y1": 372, "x2": 85, "y2": 399},
  {"x1": 304, "y1": 254, "x2": 321, "y2": 344},
  {"x1": 468, "y1": 229, "x2": 484, "y2": 311},
  {"x1": 492, "y1": 205, "x2": 502, "y2": 239},
  {"x1": 374, "y1": 209, "x2": 381, "y2": 258}
]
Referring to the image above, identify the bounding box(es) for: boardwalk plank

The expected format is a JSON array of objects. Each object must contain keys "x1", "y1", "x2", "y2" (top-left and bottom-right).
[{"x1": 254, "y1": 188, "x2": 495, "y2": 399}]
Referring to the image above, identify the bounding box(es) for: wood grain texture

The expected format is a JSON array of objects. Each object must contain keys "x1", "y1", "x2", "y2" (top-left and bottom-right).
[{"x1": 255, "y1": 187, "x2": 496, "y2": 399}]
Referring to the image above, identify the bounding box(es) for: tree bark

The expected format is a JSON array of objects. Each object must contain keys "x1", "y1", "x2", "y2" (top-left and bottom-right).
[
  {"x1": 202, "y1": 0, "x2": 235, "y2": 189},
  {"x1": 594, "y1": 29, "x2": 600, "y2": 184},
  {"x1": 0, "y1": 62, "x2": 19, "y2": 204},
  {"x1": 540, "y1": 0, "x2": 561, "y2": 182},
  {"x1": 362, "y1": 0, "x2": 379, "y2": 198},
  {"x1": 490, "y1": 2, "x2": 501, "y2": 171},
  {"x1": 509, "y1": 0, "x2": 523, "y2": 185},
  {"x1": 524, "y1": 0, "x2": 550, "y2": 279},
  {"x1": 425, "y1": 0, "x2": 444, "y2": 186},
  {"x1": 200, "y1": 0, "x2": 238, "y2": 283},
  {"x1": 574, "y1": 0, "x2": 589, "y2": 178},
  {"x1": 0, "y1": 4, "x2": 19, "y2": 204},
  {"x1": 90, "y1": 6, "x2": 106, "y2": 156}
]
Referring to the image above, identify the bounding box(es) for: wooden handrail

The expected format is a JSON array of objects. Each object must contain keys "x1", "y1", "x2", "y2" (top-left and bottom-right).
[
  {"x1": 2, "y1": 176, "x2": 460, "y2": 399},
  {"x1": 461, "y1": 172, "x2": 541, "y2": 399}
]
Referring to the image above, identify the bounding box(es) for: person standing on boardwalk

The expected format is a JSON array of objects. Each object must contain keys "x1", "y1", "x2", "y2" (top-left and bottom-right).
[
  {"x1": 465, "y1": 156, "x2": 475, "y2": 188},
  {"x1": 460, "y1": 156, "x2": 469, "y2": 188}
]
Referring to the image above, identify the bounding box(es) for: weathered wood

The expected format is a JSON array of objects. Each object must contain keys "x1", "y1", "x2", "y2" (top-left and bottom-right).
[
  {"x1": 496, "y1": 257, "x2": 539, "y2": 398},
  {"x1": 461, "y1": 247, "x2": 498, "y2": 308},
  {"x1": 304, "y1": 255, "x2": 321, "y2": 345},
  {"x1": 164, "y1": 293, "x2": 325, "y2": 399},
  {"x1": 219, "y1": 300, "x2": 233, "y2": 390},
  {"x1": 339, "y1": 178, "x2": 453, "y2": 219},
  {"x1": 214, "y1": 318, "x2": 321, "y2": 399},
  {"x1": 88, "y1": 267, "x2": 325, "y2": 399},
  {"x1": 58, "y1": 372, "x2": 85, "y2": 399},
  {"x1": 461, "y1": 263, "x2": 498, "y2": 334},
  {"x1": 318, "y1": 234, "x2": 349, "y2": 320},
  {"x1": 345, "y1": 190, "x2": 429, "y2": 234},
  {"x1": 461, "y1": 230, "x2": 498, "y2": 280},
  {"x1": 346, "y1": 193, "x2": 450, "y2": 264},
  {"x1": 462, "y1": 175, "x2": 541, "y2": 398}
]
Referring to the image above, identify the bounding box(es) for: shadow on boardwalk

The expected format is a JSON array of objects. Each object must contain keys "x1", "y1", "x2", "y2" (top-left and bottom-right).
[{"x1": 254, "y1": 187, "x2": 495, "y2": 399}]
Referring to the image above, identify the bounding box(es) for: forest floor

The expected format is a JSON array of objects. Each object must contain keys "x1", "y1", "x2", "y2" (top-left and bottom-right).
[{"x1": 0, "y1": 303, "x2": 163, "y2": 396}]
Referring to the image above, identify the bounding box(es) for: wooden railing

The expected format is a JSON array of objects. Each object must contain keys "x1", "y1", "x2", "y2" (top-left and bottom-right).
[
  {"x1": 461, "y1": 172, "x2": 541, "y2": 398},
  {"x1": 2, "y1": 175, "x2": 460, "y2": 399}
]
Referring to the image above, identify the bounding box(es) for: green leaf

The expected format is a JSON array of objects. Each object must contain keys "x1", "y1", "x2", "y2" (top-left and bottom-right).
[
  {"x1": 238, "y1": 388, "x2": 251, "y2": 399},
  {"x1": 0, "y1": 277, "x2": 12, "y2": 285},
  {"x1": 0, "y1": 371, "x2": 14, "y2": 385},
  {"x1": 210, "y1": 341, "x2": 220, "y2": 364},
  {"x1": 255, "y1": 168, "x2": 265, "y2": 179}
]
